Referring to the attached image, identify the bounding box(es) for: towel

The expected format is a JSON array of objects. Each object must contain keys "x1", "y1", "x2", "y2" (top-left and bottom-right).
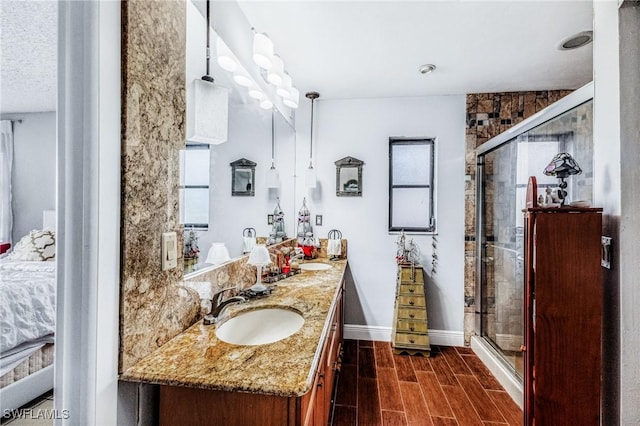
[
  {"x1": 243, "y1": 236, "x2": 256, "y2": 254},
  {"x1": 327, "y1": 239, "x2": 342, "y2": 257}
]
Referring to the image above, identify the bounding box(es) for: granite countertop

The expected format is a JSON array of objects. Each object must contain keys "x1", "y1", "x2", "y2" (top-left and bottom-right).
[{"x1": 120, "y1": 258, "x2": 347, "y2": 397}]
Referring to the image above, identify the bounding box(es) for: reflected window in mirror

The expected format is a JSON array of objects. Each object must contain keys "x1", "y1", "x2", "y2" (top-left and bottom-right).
[
  {"x1": 179, "y1": 143, "x2": 210, "y2": 230},
  {"x1": 389, "y1": 138, "x2": 436, "y2": 233},
  {"x1": 335, "y1": 156, "x2": 364, "y2": 196},
  {"x1": 230, "y1": 158, "x2": 256, "y2": 196}
]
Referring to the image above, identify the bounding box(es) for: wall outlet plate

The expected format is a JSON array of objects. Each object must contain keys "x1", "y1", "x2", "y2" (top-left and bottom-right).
[
  {"x1": 162, "y1": 232, "x2": 178, "y2": 271},
  {"x1": 315, "y1": 215, "x2": 323, "y2": 226}
]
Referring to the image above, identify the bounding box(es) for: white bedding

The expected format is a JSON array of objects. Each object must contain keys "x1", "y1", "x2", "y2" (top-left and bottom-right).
[{"x1": 0, "y1": 260, "x2": 56, "y2": 356}]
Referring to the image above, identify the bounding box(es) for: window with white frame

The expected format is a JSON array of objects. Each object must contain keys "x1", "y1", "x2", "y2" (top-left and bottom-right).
[
  {"x1": 389, "y1": 138, "x2": 436, "y2": 233},
  {"x1": 179, "y1": 143, "x2": 210, "y2": 229}
]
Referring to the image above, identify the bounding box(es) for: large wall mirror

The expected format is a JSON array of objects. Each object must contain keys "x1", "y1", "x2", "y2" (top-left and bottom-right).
[{"x1": 182, "y1": 0, "x2": 297, "y2": 273}]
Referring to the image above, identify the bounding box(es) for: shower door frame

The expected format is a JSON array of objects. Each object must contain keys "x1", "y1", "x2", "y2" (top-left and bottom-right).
[{"x1": 473, "y1": 82, "x2": 594, "y2": 376}]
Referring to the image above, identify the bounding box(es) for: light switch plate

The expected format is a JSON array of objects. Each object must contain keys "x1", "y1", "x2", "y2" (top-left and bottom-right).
[{"x1": 162, "y1": 232, "x2": 178, "y2": 271}]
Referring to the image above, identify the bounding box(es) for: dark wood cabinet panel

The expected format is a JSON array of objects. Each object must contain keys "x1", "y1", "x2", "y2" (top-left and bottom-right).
[{"x1": 523, "y1": 206, "x2": 602, "y2": 425}]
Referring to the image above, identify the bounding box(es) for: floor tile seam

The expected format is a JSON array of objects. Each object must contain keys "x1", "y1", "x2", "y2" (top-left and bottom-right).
[
  {"x1": 450, "y1": 373, "x2": 502, "y2": 424},
  {"x1": 414, "y1": 370, "x2": 456, "y2": 418},
  {"x1": 440, "y1": 382, "x2": 484, "y2": 424}
]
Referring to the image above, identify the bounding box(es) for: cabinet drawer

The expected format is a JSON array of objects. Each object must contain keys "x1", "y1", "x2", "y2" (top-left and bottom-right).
[
  {"x1": 398, "y1": 283, "x2": 424, "y2": 295},
  {"x1": 398, "y1": 267, "x2": 424, "y2": 283},
  {"x1": 397, "y1": 296, "x2": 426, "y2": 308},
  {"x1": 394, "y1": 333, "x2": 430, "y2": 347},
  {"x1": 397, "y1": 307, "x2": 427, "y2": 320},
  {"x1": 396, "y1": 319, "x2": 428, "y2": 334}
]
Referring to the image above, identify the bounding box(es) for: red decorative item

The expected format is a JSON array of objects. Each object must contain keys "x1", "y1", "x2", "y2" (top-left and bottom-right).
[{"x1": 0, "y1": 242, "x2": 10, "y2": 255}]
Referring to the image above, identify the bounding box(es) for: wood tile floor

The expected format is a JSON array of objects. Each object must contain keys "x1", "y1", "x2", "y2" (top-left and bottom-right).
[{"x1": 332, "y1": 340, "x2": 522, "y2": 426}]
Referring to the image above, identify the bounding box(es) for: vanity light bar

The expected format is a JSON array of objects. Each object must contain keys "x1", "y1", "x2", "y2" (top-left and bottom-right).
[{"x1": 216, "y1": 30, "x2": 299, "y2": 110}]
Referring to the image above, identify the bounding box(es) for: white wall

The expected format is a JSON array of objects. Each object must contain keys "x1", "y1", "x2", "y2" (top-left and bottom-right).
[
  {"x1": 615, "y1": 2, "x2": 640, "y2": 424},
  {"x1": 294, "y1": 96, "x2": 466, "y2": 334},
  {"x1": 1, "y1": 112, "x2": 56, "y2": 242}
]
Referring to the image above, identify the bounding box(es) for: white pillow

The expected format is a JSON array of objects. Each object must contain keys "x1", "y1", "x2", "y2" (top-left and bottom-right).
[{"x1": 7, "y1": 229, "x2": 56, "y2": 261}]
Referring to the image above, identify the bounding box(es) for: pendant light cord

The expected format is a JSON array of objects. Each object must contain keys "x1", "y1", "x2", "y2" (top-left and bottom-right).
[
  {"x1": 309, "y1": 97, "x2": 314, "y2": 166},
  {"x1": 203, "y1": 0, "x2": 214, "y2": 82},
  {"x1": 271, "y1": 109, "x2": 276, "y2": 167}
]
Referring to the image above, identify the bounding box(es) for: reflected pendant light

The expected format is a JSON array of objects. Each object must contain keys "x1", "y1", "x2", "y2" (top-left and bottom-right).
[
  {"x1": 253, "y1": 32, "x2": 274, "y2": 69},
  {"x1": 305, "y1": 91, "x2": 319, "y2": 188},
  {"x1": 267, "y1": 55, "x2": 284, "y2": 86},
  {"x1": 216, "y1": 36, "x2": 237, "y2": 72},
  {"x1": 283, "y1": 87, "x2": 300, "y2": 109},
  {"x1": 266, "y1": 109, "x2": 280, "y2": 188},
  {"x1": 186, "y1": 0, "x2": 229, "y2": 145},
  {"x1": 276, "y1": 73, "x2": 292, "y2": 98}
]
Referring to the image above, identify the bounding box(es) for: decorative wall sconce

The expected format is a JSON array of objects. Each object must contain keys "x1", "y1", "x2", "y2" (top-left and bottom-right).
[{"x1": 335, "y1": 156, "x2": 364, "y2": 196}]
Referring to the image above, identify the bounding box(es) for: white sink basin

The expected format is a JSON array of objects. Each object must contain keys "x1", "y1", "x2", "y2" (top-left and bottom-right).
[
  {"x1": 299, "y1": 263, "x2": 332, "y2": 271},
  {"x1": 215, "y1": 308, "x2": 304, "y2": 345}
]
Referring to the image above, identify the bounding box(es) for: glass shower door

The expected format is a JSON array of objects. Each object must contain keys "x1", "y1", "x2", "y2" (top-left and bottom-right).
[
  {"x1": 480, "y1": 140, "x2": 525, "y2": 379},
  {"x1": 477, "y1": 99, "x2": 593, "y2": 380}
]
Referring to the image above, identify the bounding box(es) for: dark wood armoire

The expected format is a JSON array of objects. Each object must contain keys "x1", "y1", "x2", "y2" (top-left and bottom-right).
[{"x1": 523, "y1": 177, "x2": 603, "y2": 425}]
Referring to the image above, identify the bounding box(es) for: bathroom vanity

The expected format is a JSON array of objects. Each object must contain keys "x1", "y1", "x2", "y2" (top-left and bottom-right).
[{"x1": 120, "y1": 259, "x2": 346, "y2": 426}]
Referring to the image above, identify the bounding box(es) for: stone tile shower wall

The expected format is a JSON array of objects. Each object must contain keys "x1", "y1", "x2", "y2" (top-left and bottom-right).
[
  {"x1": 464, "y1": 90, "x2": 572, "y2": 344},
  {"x1": 120, "y1": 0, "x2": 199, "y2": 372}
]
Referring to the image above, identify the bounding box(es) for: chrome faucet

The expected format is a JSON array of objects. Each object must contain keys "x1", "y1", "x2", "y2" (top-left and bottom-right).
[
  {"x1": 289, "y1": 247, "x2": 305, "y2": 262},
  {"x1": 203, "y1": 287, "x2": 246, "y2": 325}
]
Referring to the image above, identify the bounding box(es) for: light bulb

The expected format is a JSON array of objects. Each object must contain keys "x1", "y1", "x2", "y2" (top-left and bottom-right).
[
  {"x1": 276, "y1": 73, "x2": 292, "y2": 98},
  {"x1": 248, "y1": 86, "x2": 264, "y2": 100},
  {"x1": 267, "y1": 55, "x2": 284, "y2": 86},
  {"x1": 253, "y1": 33, "x2": 274, "y2": 70},
  {"x1": 233, "y1": 67, "x2": 253, "y2": 87},
  {"x1": 283, "y1": 87, "x2": 300, "y2": 109},
  {"x1": 216, "y1": 37, "x2": 237, "y2": 72},
  {"x1": 260, "y1": 99, "x2": 273, "y2": 110}
]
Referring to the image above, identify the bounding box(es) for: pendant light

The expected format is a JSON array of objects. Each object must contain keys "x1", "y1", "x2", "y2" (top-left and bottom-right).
[
  {"x1": 266, "y1": 109, "x2": 280, "y2": 188},
  {"x1": 186, "y1": 0, "x2": 229, "y2": 145},
  {"x1": 305, "y1": 91, "x2": 319, "y2": 188}
]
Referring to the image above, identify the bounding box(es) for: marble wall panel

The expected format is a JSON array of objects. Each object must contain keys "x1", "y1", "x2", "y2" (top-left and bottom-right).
[{"x1": 119, "y1": 0, "x2": 197, "y2": 372}]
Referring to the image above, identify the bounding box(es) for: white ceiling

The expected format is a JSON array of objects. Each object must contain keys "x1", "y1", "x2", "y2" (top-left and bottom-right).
[
  {"x1": 1, "y1": 0, "x2": 57, "y2": 114},
  {"x1": 237, "y1": 0, "x2": 593, "y2": 99},
  {"x1": 0, "y1": 1, "x2": 593, "y2": 113}
]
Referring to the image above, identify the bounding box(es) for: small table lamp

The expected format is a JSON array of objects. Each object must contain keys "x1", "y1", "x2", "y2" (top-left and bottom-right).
[
  {"x1": 543, "y1": 152, "x2": 582, "y2": 206},
  {"x1": 247, "y1": 244, "x2": 271, "y2": 292},
  {"x1": 205, "y1": 242, "x2": 231, "y2": 265}
]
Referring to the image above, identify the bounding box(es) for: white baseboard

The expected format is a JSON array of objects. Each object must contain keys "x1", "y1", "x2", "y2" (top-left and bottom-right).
[
  {"x1": 344, "y1": 324, "x2": 392, "y2": 342},
  {"x1": 471, "y1": 335, "x2": 523, "y2": 409},
  {"x1": 344, "y1": 324, "x2": 464, "y2": 347}
]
